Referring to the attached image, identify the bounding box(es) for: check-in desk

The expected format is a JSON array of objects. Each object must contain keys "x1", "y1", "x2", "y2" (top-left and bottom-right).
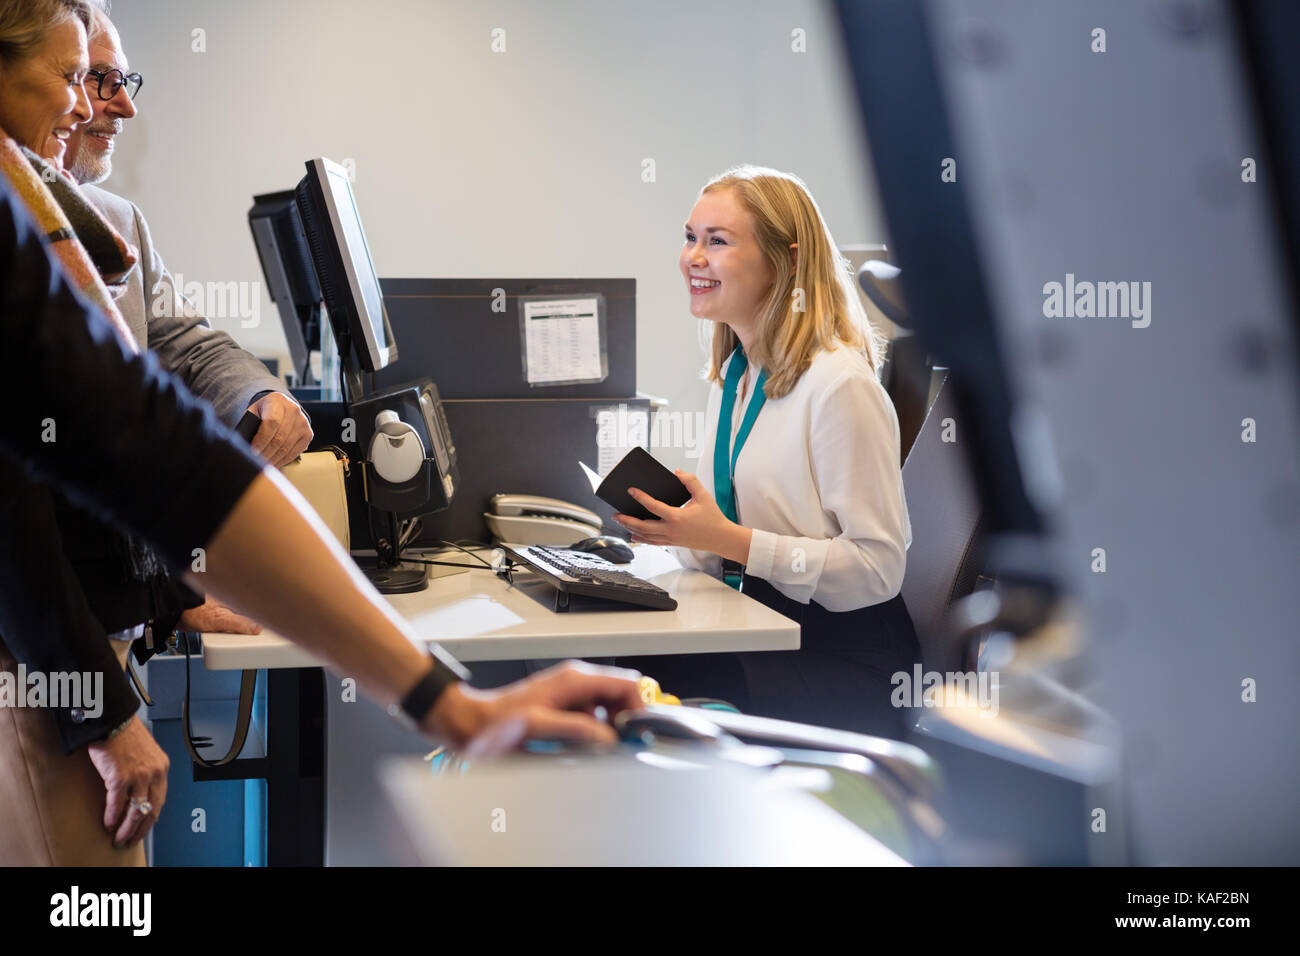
[{"x1": 199, "y1": 545, "x2": 799, "y2": 865}]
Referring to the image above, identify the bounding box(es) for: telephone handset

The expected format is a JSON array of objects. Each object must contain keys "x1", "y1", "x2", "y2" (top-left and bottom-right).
[{"x1": 485, "y1": 493, "x2": 603, "y2": 547}]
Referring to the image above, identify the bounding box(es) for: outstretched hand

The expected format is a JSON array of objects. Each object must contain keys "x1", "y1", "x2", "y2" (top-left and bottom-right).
[{"x1": 426, "y1": 660, "x2": 646, "y2": 756}]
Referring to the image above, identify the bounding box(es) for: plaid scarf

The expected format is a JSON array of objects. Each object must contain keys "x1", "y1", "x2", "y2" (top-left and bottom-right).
[{"x1": 0, "y1": 132, "x2": 139, "y2": 352}]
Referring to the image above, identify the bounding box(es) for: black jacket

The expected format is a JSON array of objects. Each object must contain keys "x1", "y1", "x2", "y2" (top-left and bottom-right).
[{"x1": 0, "y1": 182, "x2": 262, "y2": 752}]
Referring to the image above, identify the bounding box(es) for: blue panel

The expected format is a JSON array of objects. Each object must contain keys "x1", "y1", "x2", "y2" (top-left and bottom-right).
[
  {"x1": 149, "y1": 718, "x2": 246, "y2": 866},
  {"x1": 243, "y1": 779, "x2": 267, "y2": 867},
  {"x1": 145, "y1": 660, "x2": 269, "y2": 867}
]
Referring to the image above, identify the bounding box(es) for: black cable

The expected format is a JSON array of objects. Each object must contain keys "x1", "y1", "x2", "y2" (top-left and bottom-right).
[
  {"x1": 366, "y1": 502, "x2": 396, "y2": 566},
  {"x1": 367, "y1": 501, "x2": 499, "y2": 575},
  {"x1": 398, "y1": 540, "x2": 497, "y2": 572},
  {"x1": 397, "y1": 517, "x2": 422, "y2": 552},
  {"x1": 435, "y1": 539, "x2": 495, "y2": 569},
  {"x1": 399, "y1": 557, "x2": 489, "y2": 571},
  {"x1": 367, "y1": 513, "x2": 492, "y2": 571}
]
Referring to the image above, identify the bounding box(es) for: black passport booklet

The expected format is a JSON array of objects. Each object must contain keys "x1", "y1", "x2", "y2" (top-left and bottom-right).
[{"x1": 596, "y1": 447, "x2": 691, "y2": 520}]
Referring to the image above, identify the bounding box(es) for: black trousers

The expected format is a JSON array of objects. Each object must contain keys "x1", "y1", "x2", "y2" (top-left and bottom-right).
[{"x1": 619, "y1": 576, "x2": 921, "y2": 740}]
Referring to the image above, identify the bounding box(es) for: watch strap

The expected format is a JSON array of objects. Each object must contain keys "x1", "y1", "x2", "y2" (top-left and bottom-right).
[{"x1": 392, "y1": 647, "x2": 470, "y2": 729}]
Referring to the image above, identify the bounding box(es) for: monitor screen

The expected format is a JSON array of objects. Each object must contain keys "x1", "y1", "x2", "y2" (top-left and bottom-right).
[
  {"x1": 322, "y1": 163, "x2": 388, "y2": 356},
  {"x1": 295, "y1": 157, "x2": 397, "y2": 375}
]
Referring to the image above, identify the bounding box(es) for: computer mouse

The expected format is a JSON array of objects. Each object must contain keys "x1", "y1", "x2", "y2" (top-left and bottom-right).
[{"x1": 571, "y1": 535, "x2": 634, "y2": 564}]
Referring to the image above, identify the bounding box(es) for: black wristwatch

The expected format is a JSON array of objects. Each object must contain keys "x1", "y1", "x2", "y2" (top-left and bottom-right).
[{"x1": 388, "y1": 647, "x2": 472, "y2": 732}]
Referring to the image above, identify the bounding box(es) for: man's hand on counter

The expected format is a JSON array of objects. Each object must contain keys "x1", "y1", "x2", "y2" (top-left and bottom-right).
[
  {"x1": 424, "y1": 660, "x2": 645, "y2": 755},
  {"x1": 178, "y1": 594, "x2": 263, "y2": 635}
]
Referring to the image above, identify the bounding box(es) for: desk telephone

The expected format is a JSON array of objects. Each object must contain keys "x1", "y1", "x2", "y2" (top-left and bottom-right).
[
  {"x1": 485, "y1": 449, "x2": 688, "y2": 548},
  {"x1": 485, "y1": 493, "x2": 604, "y2": 547}
]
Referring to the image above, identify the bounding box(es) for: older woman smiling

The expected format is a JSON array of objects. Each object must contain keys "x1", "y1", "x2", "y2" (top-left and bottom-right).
[{"x1": 0, "y1": 0, "x2": 93, "y2": 168}]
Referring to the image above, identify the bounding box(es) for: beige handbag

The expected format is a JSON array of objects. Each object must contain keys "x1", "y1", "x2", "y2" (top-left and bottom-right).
[{"x1": 280, "y1": 446, "x2": 351, "y2": 550}]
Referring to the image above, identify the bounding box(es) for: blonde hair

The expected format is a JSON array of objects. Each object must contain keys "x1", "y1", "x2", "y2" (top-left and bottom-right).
[
  {"x1": 699, "y1": 165, "x2": 885, "y2": 399},
  {"x1": 0, "y1": 0, "x2": 93, "y2": 65}
]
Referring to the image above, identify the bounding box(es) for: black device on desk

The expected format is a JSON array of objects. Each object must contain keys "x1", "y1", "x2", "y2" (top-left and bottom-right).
[
  {"x1": 350, "y1": 380, "x2": 458, "y2": 518},
  {"x1": 499, "y1": 544, "x2": 677, "y2": 612},
  {"x1": 571, "y1": 535, "x2": 633, "y2": 564}
]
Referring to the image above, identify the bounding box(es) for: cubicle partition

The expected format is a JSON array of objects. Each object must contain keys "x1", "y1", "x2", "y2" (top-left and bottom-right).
[
  {"x1": 374, "y1": 277, "x2": 637, "y2": 399},
  {"x1": 306, "y1": 278, "x2": 645, "y2": 548},
  {"x1": 417, "y1": 397, "x2": 652, "y2": 545}
]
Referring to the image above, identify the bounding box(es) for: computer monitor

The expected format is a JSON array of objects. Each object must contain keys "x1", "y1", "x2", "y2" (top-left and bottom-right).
[
  {"x1": 294, "y1": 157, "x2": 397, "y2": 399},
  {"x1": 289, "y1": 157, "x2": 457, "y2": 593},
  {"x1": 248, "y1": 190, "x2": 321, "y2": 385}
]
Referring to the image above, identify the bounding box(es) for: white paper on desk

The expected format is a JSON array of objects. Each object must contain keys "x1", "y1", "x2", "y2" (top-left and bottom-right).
[{"x1": 523, "y1": 297, "x2": 603, "y2": 384}]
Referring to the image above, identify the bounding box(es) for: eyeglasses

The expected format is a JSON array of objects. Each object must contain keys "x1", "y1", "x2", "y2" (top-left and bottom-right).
[{"x1": 85, "y1": 68, "x2": 143, "y2": 101}]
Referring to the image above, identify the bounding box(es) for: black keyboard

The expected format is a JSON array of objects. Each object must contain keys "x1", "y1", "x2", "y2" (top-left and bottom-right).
[{"x1": 500, "y1": 545, "x2": 677, "y2": 611}]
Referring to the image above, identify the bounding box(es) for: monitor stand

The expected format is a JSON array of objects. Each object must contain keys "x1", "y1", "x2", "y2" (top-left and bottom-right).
[
  {"x1": 365, "y1": 509, "x2": 429, "y2": 594},
  {"x1": 365, "y1": 564, "x2": 428, "y2": 594}
]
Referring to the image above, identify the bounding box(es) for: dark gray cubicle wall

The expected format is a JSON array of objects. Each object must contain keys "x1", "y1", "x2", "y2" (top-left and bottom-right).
[
  {"x1": 366, "y1": 278, "x2": 642, "y2": 548},
  {"x1": 374, "y1": 278, "x2": 636, "y2": 399},
  {"x1": 419, "y1": 397, "x2": 652, "y2": 546}
]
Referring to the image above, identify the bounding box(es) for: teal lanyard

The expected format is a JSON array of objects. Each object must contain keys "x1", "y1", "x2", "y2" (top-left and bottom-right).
[{"x1": 714, "y1": 345, "x2": 768, "y2": 589}]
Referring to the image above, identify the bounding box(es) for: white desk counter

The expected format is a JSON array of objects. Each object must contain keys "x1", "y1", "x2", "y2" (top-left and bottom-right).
[
  {"x1": 379, "y1": 753, "x2": 906, "y2": 866},
  {"x1": 201, "y1": 545, "x2": 799, "y2": 670}
]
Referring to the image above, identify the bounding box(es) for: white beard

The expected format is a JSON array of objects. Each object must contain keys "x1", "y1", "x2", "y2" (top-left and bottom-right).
[{"x1": 70, "y1": 148, "x2": 112, "y2": 186}]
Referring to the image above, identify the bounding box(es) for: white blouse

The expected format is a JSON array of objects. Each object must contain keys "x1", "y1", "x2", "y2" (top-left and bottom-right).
[{"x1": 674, "y1": 343, "x2": 911, "y2": 612}]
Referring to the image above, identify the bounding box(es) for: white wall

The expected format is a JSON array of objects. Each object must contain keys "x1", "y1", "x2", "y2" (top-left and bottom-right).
[{"x1": 106, "y1": 0, "x2": 885, "y2": 471}]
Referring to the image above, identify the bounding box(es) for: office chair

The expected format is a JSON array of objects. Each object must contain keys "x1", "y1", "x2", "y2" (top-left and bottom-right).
[
  {"x1": 900, "y1": 373, "x2": 984, "y2": 673},
  {"x1": 881, "y1": 334, "x2": 935, "y2": 464},
  {"x1": 859, "y1": 259, "x2": 933, "y2": 463}
]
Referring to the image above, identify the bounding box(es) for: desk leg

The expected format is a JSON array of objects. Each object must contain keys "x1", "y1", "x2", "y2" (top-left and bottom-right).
[{"x1": 266, "y1": 667, "x2": 326, "y2": 866}]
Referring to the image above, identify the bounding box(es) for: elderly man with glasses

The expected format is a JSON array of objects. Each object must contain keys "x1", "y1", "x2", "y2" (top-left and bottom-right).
[
  {"x1": 65, "y1": 4, "x2": 312, "y2": 469},
  {"x1": 63, "y1": 3, "x2": 314, "y2": 637}
]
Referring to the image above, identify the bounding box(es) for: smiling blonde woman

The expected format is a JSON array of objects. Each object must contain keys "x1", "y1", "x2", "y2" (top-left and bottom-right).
[{"x1": 616, "y1": 165, "x2": 919, "y2": 738}]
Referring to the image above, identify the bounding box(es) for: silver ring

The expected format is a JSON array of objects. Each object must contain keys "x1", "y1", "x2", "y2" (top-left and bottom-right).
[{"x1": 129, "y1": 797, "x2": 153, "y2": 816}]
